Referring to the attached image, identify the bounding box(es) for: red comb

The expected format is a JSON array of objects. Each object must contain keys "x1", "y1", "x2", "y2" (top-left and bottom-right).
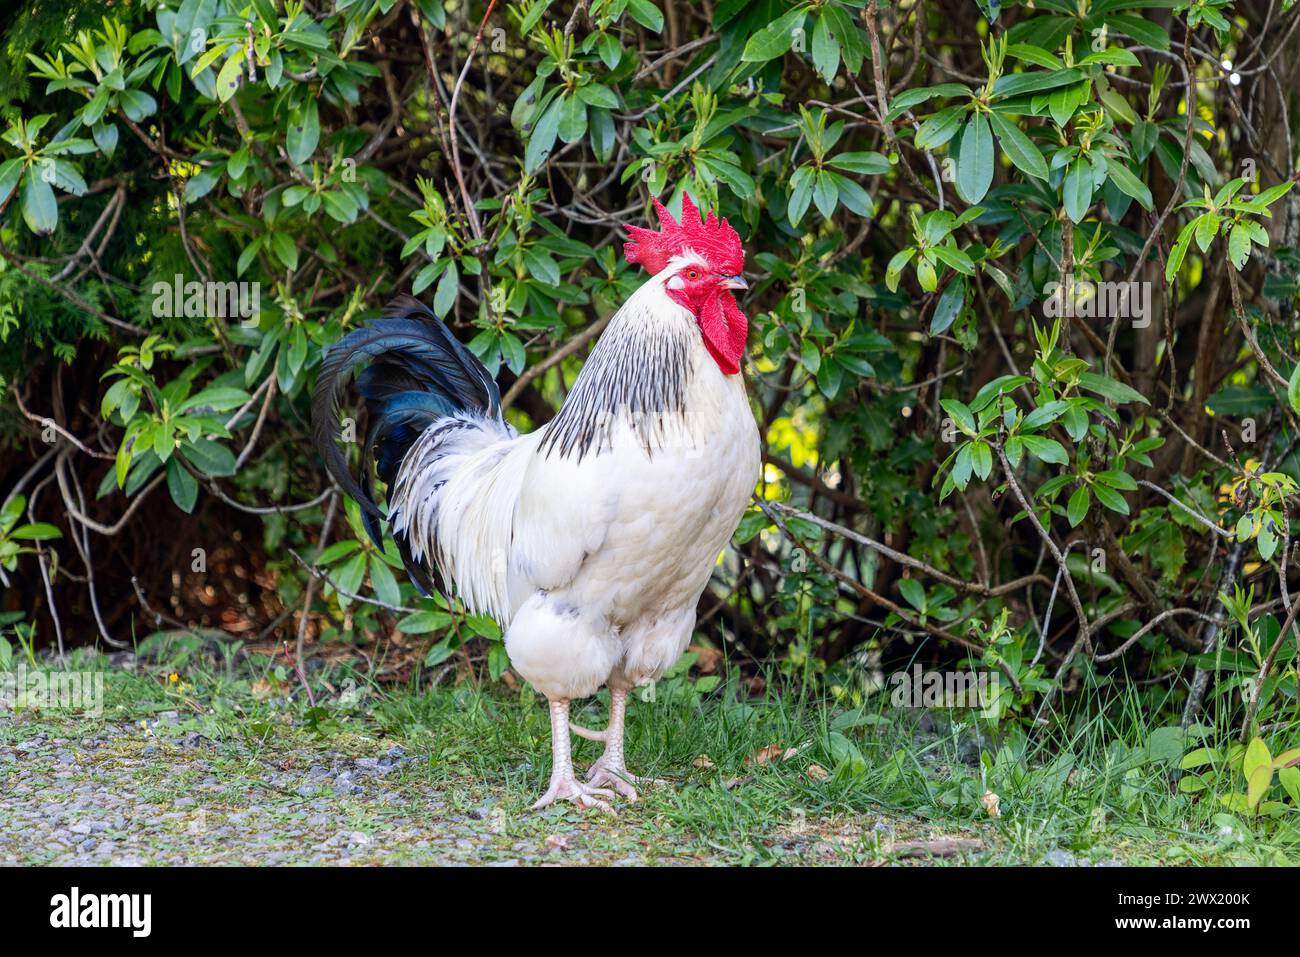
[{"x1": 623, "y1": 191, "x2": 744, "y2": 277}]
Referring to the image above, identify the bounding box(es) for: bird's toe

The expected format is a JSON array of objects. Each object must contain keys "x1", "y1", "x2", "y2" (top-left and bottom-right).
[
  {"x1": 532, "y1": 775, "x2": 617, "y2": 814},
  {"x1": 586, "y1": 766, "x2": 640, "y2": 802}
]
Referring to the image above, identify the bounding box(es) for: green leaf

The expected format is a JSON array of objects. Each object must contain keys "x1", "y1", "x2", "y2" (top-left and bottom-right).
[
  {"x1": 216, "y1": 50, "x2": 243, "y2": 102},
  {"x1": 433, "y1": 260, "x2": 459, "y2": 317},
  {"x1": 810, "y1": 14, "x2": 840, "y2": 82},
  {"x1": 286, "y1": 99, "x2": 320, "y2": 165},
  {"x1": 20, "y1": 169, "x2": 57, "y2": 234},
  {"x1": 956, "y1": 114, "x2": 994, "y2": 204},
  {"x1": 117, "y1": 88, "x2": 156, "y2": 122},
  {"x1": 816, "y1": 358, "x2": 843, "y2": 398},
  {"x1": 0, "y1": 158, "x2": 23, "y2": 207},
  {"x1": 321, "y1": 190, "x2": 359, "y2": 224},
  {"x1": 931, "y1": 245, "x2": 975, "y2": 275},
  {"x1": 1194, "y1": 213, "x2": 1219, "y2": 252},
  {"x1": 885, "y1": 83, "x2": 970, "y2": 122},
  {"x1": 178, "y1": 386, "x2": 251, "y2": 413},
  {"x1": 1062, "y1": 158, "x2": 1092, "y2": 223},
  {"x1": 989, "y1": 111, "x2": 1048, "y2": 180},
  {"x1": 952, "y1": 444, "x2": 974, "y2": 489},
  {"x1": 741, "y1": 6, "x2": 809, "y2": 62},
  {"x1": 8, "y1": 522, "x2": 61, "y2": 541},
  {"x1": 833, "y1": 173, "x2": 873, "y2": 217},
  {"x1": 813, "y1": 169, "x2": 838, "y2": 219},
  {"x1": 181, "y1": 438, "x2": 236, "y2": 477},
  {"x1": 1067, "y1": 485, "x2": 1090, "y2": 528},
  {"x1": 1165, "y1": 219, "x2": 1197, "y2": 283},
  {"x1": 576, "y1": 83, "x2": 618, "y2": 109},
  {"x1": 898, "y1": 577, "x2": 926, "y2": 611},
  {"x1": 1021, "y1": 435, "x2": 1067, "y2": 465},
  {"x1": 1287, "y1": 362, "x2": 1300, "y2": 416},
  {"x1": 1077, "y1": 371, "x2": 1148, "y2": 405},
  {"x1": 1245, "y1": 737, "x2": 1273, "y2": 810},
  {"x1": 914, "y1": 106, "x2": 966, "y2": 150},
  {"x1": 827, "y1": 151, "x2": 891, "y2": 175},
  {"x1": 931, "y1": 277, "x2": 966, "y2": 334},
  {"x1": 523, "y1": 247, "x2": 561, "y2": 285},
  {"x1": 885, "y1": 248, "x2": 914, "y2": 292},
  {"x1": 589, "y1": 106, "x2": 615, "y2": 163},
  {"x1": 1006, "y1": 43, "x2": 1064, "y2": 70},
  {"x1": 1095, "y1": 469, "x2": 1137, "y2": 492},
  {"x1": 556, "y1": 93, "x2": 588, "y2": 143},
  {"x1": 82, "y1": 87, "x2": 109, "y2": 125},
  {"x1": 316, "y1": 540, "x2": 360, "y2": 565},
  {"x1": 368, "y1": 556, "x2": 401, "y2": 607},
  {"x1": 334, "y1": 552, "x2": 367, "y2": 604},
  {"x1": 1227, "y1": 224, "x2": 1252, "y2": 270},
  {"x1": 1098, "y1": 86, "x2": 1137, "y2": 124},
  {"x1": 940, "y1": 398, "x2": 975, "y2": 435},
  {"x1": 269, "y1": 232, "x2": 298, "y2": 271},
  {"x1": 1105, "y1": 161, "x2": 1153, "y2": 211},
  {"x1": 915, "y1": 254, "x2": 937, "y2": 292},
  {"x1": 1091, "y1": 482, "x2": 1130, "y2": 516},
  {"x1": 822, "y1": 3, "x2": 863, "y2": 73},
  {"x1": 799, "y1": 337, "x2": 821, "y2": 375},
  {"x1": 625, "y1": 0, "x2": 664, "y2": 32},
  {"x1": 524, "y1": 95, "x2": 562, "y2": 173},
  {"x1": 992, "y1": 67, "x2": 1083, "y2": 99},
  {"x1": 398, "y1": 608, "x2": 453, "y2": 634},
  {"x1": 165, "y1": 457, "x2": 199, "y2": 513},
  {"x1": 1021, "y1": 399, "x2": 1068, "y2": 429},
  {"x1": 1105, "y1": 14, "x2": 1170, "y2": 50}
]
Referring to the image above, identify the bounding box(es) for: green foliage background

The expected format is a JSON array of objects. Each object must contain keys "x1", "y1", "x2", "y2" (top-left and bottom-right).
[{"x1": 2, "y1": 0, "x2": 1299, "y2": 775}]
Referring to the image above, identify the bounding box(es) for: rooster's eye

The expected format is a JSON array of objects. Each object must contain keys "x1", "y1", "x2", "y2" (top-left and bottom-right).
[{"x1": 687, "y1": 269, "x2": 699, "y2": 280}]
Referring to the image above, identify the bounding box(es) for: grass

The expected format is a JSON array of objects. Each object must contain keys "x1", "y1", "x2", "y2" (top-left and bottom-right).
[{"x1": 2, "y1": 637, "x2": 1298, "y2": 865}]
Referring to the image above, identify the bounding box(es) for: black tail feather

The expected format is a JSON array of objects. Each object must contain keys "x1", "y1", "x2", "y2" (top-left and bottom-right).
[{"x1": 311, "y1": 296, "x2": 502, "y2": 558}]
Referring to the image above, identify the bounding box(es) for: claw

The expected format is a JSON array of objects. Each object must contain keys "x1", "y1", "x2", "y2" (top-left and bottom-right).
[
  {"x1": 531, "y1": 773, "x2": 616, "y2": 813},
  {"x1": 586, "y1": 764, "x2": 639, "y2": 802}
]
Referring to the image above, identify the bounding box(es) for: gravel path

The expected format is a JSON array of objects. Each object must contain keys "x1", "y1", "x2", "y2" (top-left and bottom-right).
[{"x1": 0, "y1": 713, "x2": 688, "y2": 865}]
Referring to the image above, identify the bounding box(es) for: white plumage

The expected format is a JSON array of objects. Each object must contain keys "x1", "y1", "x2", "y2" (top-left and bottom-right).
[{"x1": 390, "y1": 257, "x2": 760, "y2": 704}]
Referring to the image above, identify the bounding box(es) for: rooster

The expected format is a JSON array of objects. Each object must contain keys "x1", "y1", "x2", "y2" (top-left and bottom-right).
[{"x1": 313, "y1": 192, "x2": 759, "y2": 810}]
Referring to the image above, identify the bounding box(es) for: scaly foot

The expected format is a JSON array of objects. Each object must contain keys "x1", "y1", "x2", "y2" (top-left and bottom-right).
[
  {"x1": 533, "y1": 698, "x2": 616, "y2": 812},
  {"x1": 531, "y1": 770, "x2": 616, "y2": 812},
  {"x1": 585, "y1": 754, "x2": 639, "y2": 802},
  {"x1": 572, "y1": 685, "x2": 639, "y2": 801}
]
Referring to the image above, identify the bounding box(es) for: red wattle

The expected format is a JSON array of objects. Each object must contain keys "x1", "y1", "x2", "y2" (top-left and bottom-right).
[{"x1": 698, "y1": 290, "x2": 748, "y2": 376}]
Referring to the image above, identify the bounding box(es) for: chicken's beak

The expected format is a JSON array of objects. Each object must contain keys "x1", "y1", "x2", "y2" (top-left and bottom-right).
[{"x1": 721, "y1": 274, "x2": 748, "y2": 291}]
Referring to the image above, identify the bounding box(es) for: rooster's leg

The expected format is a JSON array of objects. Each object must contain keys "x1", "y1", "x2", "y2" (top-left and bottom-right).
[
  {"x1": 531, "y1": 698, "x2": 616, "y2": 812},
  {"x1": 577, "y1": 686, "x2": 639, "y2": 802}
]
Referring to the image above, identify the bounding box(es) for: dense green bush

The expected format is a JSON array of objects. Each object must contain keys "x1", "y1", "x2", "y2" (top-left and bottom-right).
[{"x1": 1, "y1": 0, "x2": 1298, "y2": 757}]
